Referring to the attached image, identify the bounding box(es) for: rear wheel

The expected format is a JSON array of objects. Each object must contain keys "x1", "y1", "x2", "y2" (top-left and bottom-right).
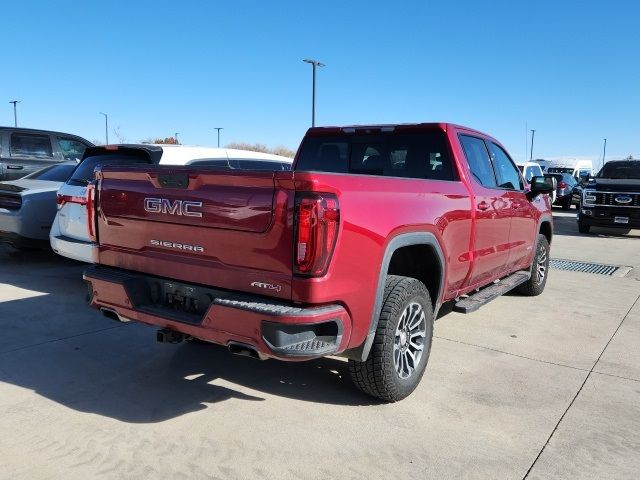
[
  {"x1": 349, "y1": 275, "x2": 433, "y2": 402},
  {"x1": 515, "y1": 234, "x2": 550, "y2": 296},
  {"x1": 561, "y1": 197, "x2": 571, "y2": 210}
]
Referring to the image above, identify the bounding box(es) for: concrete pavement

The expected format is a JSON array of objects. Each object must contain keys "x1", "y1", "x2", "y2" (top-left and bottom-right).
[{"x1": 0, "y1": 210, "x2": 638, "y2": 479}]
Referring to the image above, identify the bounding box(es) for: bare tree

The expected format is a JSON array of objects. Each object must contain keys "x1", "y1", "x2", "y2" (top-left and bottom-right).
[
  {"x1": 226, "y1": 142, "x2": 295, "y2": 158},
  {"x1": 152, "y1": 137, "x2": 178, "y2": 144},
  {"x1": 112, "y1": 125, "x2": 128, "y2": 144}
]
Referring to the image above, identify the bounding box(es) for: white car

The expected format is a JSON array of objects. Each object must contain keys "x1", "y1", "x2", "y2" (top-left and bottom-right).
[{"x1": 50, "y1": 144, "x2": 293, "y2": 263}]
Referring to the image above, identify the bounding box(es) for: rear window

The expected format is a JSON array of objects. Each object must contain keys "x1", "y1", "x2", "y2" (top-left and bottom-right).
[
  {"x1": 547, "y1": 167, "x2": 574, "y2": 174},
  {"x1": 296, "y1": 130, "x2": 456, "y2": 181},
  {"x1": 23, "y1": 163, "x2": 76, "y2": 182},
  {"x1": 187, "y1": 158, "x2": 292, "y2": 171},
  {"x1": 188, "y1": 158, "x2": 233, "y2": 169},
  {"x1": 234, "y1": 159, "x2": 291, "y2": 171},
  {"x1": 68, "y1": 151, "x2": 151, "y2": 186},
  {"x1": 545, "y1": 173, "x2": 575, "y2": 185}
]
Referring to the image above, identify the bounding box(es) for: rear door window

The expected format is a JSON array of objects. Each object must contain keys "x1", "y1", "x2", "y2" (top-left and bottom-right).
[
  {"x1": 10, "y1": 134, "x2": 53, "y2": 157},
  {"x1": 459, "y1": 135, "x2": 497, "y2": 188},
  {"x1": 68, "y1": 151, "x2": 152, "y2": 186},
  {"x1": 296, "y1": 130, "x2": 456, "y2": 181}
]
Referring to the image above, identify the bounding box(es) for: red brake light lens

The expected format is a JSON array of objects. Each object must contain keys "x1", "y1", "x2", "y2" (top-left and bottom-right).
[
  {"x1": 56, "y1": 184, "x2": 97, "y2": 241},
  {"x1": 294, "y1": 193, "x2": 340, "y2": 277},
  {"x1": 57, "y1": 193, "x2": 88, "y2": 206},
  {"x1": 558, "y1": 181, "x2": 567, "y2": 189},
  {"x1": 86, "y1": 182, "x2": 96, "y2": 242}
]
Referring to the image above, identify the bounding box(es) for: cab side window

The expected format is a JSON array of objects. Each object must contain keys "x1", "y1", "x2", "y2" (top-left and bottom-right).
[
  {"x1": 57, "y1": 137, "x2": 89, "y2": 161},
  {"x1": 459, "y1": 135, "x2": 497, "y2": 188},
  {"x1": 10, "y1": 134, "x2": 53, "y2": 157},
  {"x1": 487, "y1": 142, "x2": 523, "y2": 190}
]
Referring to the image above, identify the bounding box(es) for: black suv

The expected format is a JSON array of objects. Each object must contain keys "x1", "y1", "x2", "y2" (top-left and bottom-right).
[
  {"x1": 0, "y1": 127, "x2": 93, "y2": 181},
  {"x1": 578, "y1": 160, "x2": 640, "y2": 234}
]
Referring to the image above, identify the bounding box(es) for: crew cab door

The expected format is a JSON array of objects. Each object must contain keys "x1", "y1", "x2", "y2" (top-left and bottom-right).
[
  {"x1": 485, "y1": 141, "x2": 537, "y2": 272},
  {"x1": 3, "y1": 132, "x2": 58, "y2": 179},
  {"x1": 458, "y1": 135, "x2": 512, "y2": 288}
]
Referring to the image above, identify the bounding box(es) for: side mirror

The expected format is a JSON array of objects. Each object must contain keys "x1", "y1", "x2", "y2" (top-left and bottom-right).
[{"x1": 530, "y1": 176, "x2": 555, "y2": 196}]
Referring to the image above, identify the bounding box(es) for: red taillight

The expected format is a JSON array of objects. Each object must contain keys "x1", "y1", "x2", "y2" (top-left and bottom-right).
[
  {"x1": 294, "y1": 193, "x2": 340, "y2": 277},
  {"x1": 57, "y1": 193, "x2": 87, "y2": 206},
  {"x1": 86, "y1": 183, "x2": 96, "y2": 242},
  {"x1": 56, "y1": 183, "x2": 97, "y2": 241},
  {"x1": 558, "y1": 181, "x2": 567, "y2": 189}
]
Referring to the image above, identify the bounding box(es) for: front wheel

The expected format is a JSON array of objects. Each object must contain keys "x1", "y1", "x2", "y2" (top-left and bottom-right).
[
  {"x1": 515, "y1": 234, "x2": 550, "y2": 296},
  {"x1": 349, "y1": 275, "x2": 433, "y2": 402},
  {"x1": 578, "y1": 221, "x2": 591, "y2": 234}
]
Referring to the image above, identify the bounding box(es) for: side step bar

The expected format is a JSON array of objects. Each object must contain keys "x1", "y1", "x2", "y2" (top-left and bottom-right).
[{"x1": 453, "y1": 271, "x2": 530, "y2": 314}]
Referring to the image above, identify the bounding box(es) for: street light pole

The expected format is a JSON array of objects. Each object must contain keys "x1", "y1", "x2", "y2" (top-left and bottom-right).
[
  {"x1": 9, "y1": 101, "x2": 20, "y2": 127},
  {"x1": 99, "y1": 112, "x2": 108, "y2": 145},
  {"x1": 214, "y1": 128, "x2": 223, "y2": 148},
  {"x1": 303, "y1": 59, "x2": 325, "y2": 127},
  {"x1": 602, "y1": 138, "x2": 607, "y2": 168},
  {"x1": 530, "y1": 129, "x2": 536, "y2": 161}
]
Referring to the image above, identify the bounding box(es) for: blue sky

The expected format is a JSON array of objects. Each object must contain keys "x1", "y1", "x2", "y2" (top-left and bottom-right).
[{"x1": 2, "y1": 0, "x2": 638, "y2": 164}]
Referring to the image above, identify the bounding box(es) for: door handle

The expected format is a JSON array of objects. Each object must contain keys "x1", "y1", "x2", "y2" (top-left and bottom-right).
[
  {"x1": 6, "y1": 165, "x2": 24, "y2": 170},
  {"x1": 477, "y1": 201, "x2": 490, "y2": 211}
]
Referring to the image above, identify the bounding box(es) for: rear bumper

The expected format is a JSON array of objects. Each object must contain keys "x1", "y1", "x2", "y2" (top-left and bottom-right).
[
  {"x1": 0, "y1": 205, "x2": 52, "y2": 242},
  {"x1": 83, "y1": 266, "x2": 352, "y2": 361},
  {"x1": 0, "y1": 230, "x2": 49, "y2": 249},
  {"x1": 50, "y1": 234, "x2": 97, "y2": 262}
]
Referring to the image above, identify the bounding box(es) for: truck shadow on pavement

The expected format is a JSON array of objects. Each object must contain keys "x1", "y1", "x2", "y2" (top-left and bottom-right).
[
  {"x1": 552, "y1": 211, "x2": 640, "y2": 239},
  {"x1": 0, "y1": 249, "x2": 379, "y2": 424}
]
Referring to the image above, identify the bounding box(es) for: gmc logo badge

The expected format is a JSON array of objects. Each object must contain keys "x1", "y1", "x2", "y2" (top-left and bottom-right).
[{"x1": 144, "y1": 198, "x2": 203, "y2": 217}]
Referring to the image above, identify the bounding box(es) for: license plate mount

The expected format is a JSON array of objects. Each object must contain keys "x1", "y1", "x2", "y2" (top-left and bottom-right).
[
  {"x1": 614, "y1": 216, "x2": 629, "y2": 224},
  {"x1": 163, "y1": 281, "x2": 201, "y2": 313}
]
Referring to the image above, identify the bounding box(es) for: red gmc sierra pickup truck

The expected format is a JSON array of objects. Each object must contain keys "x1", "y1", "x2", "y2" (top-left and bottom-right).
[{"x1": 83, "y1": 123, "x2": 554, "y2": 401}]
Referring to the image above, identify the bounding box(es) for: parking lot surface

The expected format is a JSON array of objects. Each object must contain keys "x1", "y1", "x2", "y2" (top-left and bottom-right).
[{"x1": 0, "y1": 211, "x2": 638, "y2": 479}]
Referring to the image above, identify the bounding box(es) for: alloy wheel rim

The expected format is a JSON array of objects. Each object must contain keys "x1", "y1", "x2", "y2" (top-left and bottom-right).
[
  {"x1": 536, "y1": 245, "x2": 548, "y2": 283},
  {"x1": 393, "y1": 302, "x2": 427, "y2": 379}
]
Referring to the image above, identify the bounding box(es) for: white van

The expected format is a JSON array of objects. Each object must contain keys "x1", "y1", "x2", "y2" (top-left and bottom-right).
[
  {"x1": 50, "y1": 144, "x2": 293, "y2": 263},
  {"x1": 546, "y1": 160, "x2": 594, "y2": 180},
  {"x1": 516, "y1": 161, "x2": 544, "y2": 183}
]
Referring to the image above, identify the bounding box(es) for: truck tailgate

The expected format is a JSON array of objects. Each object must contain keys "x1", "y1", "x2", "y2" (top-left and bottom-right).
[{"x1": 96, "y1": 166, "x2": 295, "y2": 300}]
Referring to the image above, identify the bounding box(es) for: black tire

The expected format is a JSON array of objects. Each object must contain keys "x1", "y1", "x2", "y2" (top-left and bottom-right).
[
  {"x1": 515, "y1": 234, "x2": 550, "y2": 296},
  {"x1": 578, "y1": 221, "x2": 591, "y2": 234},
  {"x1": 348, "y1": 275, "x2": 434, "y2": 402},
  {"x1": 561, "y1": 197, "x2": 571, "y2": 210}
]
